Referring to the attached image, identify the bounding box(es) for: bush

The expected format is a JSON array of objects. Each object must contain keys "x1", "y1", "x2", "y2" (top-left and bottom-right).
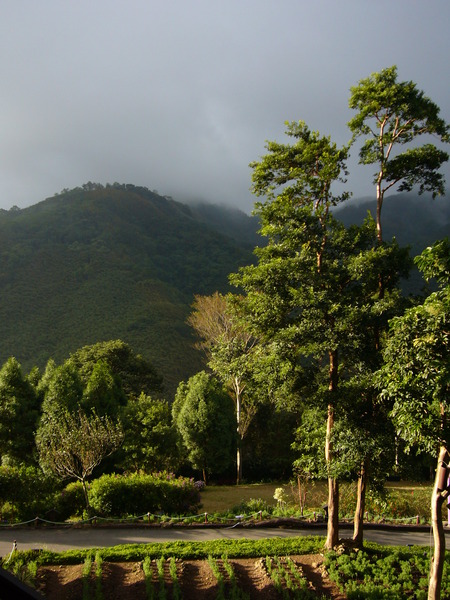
[
  {"x1": 54, "y1": 482, "x2": 85, "y2": 520},
  {"x1": 0, "y1": 465, "x2": 60, "y2": 522},
  {"x1": 89, "y1": 471, "x2": 201, "y2": 517},
  {"x1": 231, "y1": 497, "x2": 271, "y2": 516}
]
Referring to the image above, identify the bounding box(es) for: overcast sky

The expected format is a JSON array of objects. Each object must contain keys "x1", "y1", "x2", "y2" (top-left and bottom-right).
[{"x1": 1, "y1": 0, "x2": 449, "y2": 214}]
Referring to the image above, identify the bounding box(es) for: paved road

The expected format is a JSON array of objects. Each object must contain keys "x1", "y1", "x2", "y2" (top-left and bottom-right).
[{"x1": 0, "y1": 525, "x2": 447, "y2": 557}]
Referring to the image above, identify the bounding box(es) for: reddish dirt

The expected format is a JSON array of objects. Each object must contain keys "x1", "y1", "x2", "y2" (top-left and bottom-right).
[{"x1": 37, "y1": 554, "x2": 346, "y2": 599}]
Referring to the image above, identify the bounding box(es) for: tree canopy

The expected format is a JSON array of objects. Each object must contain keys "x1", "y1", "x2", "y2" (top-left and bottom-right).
[
  {"x1": 348, "y1": 65, "x2": 449, "y2": 242},
  {"x1": 173, "y1": 371, "x2": 235, "y2": 481}
]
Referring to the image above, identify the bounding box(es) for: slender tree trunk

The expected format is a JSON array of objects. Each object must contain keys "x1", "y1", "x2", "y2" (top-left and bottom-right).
[
  {"x1": 428, "y1": 445, "x2": 448, "y2": 600},
  {"x1": 325, "y1": 349, "x2": 339, "y2": 550},
  {"x1": 353, "y1": 460, "x2": 368, "y2": 546},
  {"x1": 376, "y1": 182, "x2": 383, "y2": 244},
  {"x1": 236, "y1": 383, "x2": 242, "y2": 485},
  {"x1": 326, "y1": 476, "x2": 339, "y2": 550},
  {"x1": 81, "y1": 478, "x2": 90, "y2": 514}
]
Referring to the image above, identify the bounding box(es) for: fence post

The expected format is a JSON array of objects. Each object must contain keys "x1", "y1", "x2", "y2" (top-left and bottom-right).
[{"x1": 204, "y1": 512, "x2": 208, "y2": 524}]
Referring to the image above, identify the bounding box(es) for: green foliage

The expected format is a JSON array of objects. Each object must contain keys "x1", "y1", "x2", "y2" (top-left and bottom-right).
[
  {"x1": 0, "y1": 357, "x2": 39, "y2": 464},
  {"x1": 231, "y1": 497, "x2": 270, "y2": 515},
  {"x1": 82, "y1": 553, "x2": 93, "y2": 600},
  {"x1": 82, "y1": 359, "x2": 126, "y2": 416},
  {"x1": 119, "y1": 393, "x2": 180, "y2": 473},
  {"x1": 378, "y1": 240, "x2": 450, "y2": 453},
  {"x1": 36, "y1": 408, "x2": 123, "y2": 510},
  {"x1": 38, "y1": 361, "x2": 83, "y2": 416},
  {"x1": 88, "y1": 472, "x2": 200, "y2": 517},
  {"x1": 0, "y1": 185, "x2": 255, "y2": 394},
  {"x1": 0, "y1": 182, "x2": 443, "y2": 396},
  {"x1": 173, "y1": 371, "x2": 235, "y2": 479},
  {"x1": 142, "y1": 556, "x2": 155, "y2": 600},
  {"x1": 54, "y1": 481, "x2": 86, "y2": 520},
  {"x1": 325, "y1": 545, "x2": 450, "y2": 599},
  {"x1": 10, "y1": 535, "x2": 324, "y2": 566},
  {"x1": 0, "y1": 464, "x2": 60, "y2": 521},
  {"x1": 348, "y1": 65, "x2": 449, "y2": 242},
  {"x1": 94, "y1": 551, "x2": 103, "y2": 600},
  {"x1": 292, "y1": 407, "x2": 327, "y2": 481},
  {"x1": 67, "y1": 340, "x2": 163, "y2": 400},
  {"x1": 264, "y1": 555, "x2": 317, "y2": 599}
]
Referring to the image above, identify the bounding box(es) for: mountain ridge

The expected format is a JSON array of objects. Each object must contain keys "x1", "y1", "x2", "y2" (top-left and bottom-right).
[{"x1": 0, "y1": 184, "x2": 447, "y2": 396}]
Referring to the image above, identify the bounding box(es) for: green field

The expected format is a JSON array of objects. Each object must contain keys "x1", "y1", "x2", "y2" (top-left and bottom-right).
[{"x1": 200, "y1": 480, "x2": 438, "y2": 522}]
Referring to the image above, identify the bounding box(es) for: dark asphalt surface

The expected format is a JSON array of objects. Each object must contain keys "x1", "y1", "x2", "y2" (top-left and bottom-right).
[{"x1": 0, "y1": 524, "x2": 447, "y2": 557}]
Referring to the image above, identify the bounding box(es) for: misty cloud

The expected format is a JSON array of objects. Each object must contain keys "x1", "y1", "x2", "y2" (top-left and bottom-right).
[{"x1": 0, "y1": 0, "x2": 449, "y2": 213}]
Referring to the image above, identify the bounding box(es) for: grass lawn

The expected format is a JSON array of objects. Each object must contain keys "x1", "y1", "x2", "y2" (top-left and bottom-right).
[
  {"x1": 199, "y1": 480, "x2": 437, "y2": 520},
  {"x1": 200, "y1": 481, "x2": 328, "y2": 514}
]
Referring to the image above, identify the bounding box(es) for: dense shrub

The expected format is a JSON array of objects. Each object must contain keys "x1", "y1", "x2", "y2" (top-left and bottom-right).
[
  {"x1": 89, "y1": 471, "x2": 201, "y2": 517},
  {"x1": 231, "y1": 497, "x2": 271, "y2": 515},
  {"x1": 54, "y1": 481, "x2": 85, "y2": 520},
  {"x1": 325, "y1": 546, "x2": 450, "y2": 599},
  {"x1": 0, "y1": 465, "x2": 60, "y2": 521}
]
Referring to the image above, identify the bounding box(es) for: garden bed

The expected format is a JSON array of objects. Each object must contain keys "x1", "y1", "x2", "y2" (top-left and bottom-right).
[{"x1": 37, "y1": 554, "x2": 346, "y2": 599}]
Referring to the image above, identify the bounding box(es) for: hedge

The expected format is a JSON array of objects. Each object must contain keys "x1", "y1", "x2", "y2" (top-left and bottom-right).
[{"x1": 89, "y1": 472, "x2": 201, "y2": 517}]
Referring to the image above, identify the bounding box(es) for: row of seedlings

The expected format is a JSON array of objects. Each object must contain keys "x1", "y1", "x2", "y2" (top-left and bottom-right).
[
  {"x1": 264, "y1": 555, "x2": 319, "y2": 599},
  {"x1": 142, "y1": 555, "x2": 182, "y2": 600},
  {"x1": 82, "y1": 551, "x2": 104, "y2": 600},
  {"x1": 207, "y1": 554, "x2": 249, "y2": 600}
]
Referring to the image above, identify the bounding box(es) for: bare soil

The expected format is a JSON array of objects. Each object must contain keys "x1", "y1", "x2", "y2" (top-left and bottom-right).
[{"x1": 37, "y1": 554, "x2": 346, "y2": 599}]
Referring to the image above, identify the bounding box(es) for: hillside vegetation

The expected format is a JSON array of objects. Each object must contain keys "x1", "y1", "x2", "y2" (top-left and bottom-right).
[
  {"x1": 0, "y1": 184, "x2": 256, "y2": 394},
  {"x1": 0, "y1": 183, "x2": 447, "y2": 395}
]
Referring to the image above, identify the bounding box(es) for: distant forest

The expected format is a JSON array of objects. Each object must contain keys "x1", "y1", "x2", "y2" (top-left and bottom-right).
[{"x1": 0, "y1": 183, "x2": 447, "y2": 395}]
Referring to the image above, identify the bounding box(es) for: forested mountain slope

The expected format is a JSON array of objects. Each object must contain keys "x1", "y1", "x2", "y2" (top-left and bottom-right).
[
  {"x1": 0, "y1": 184, "x2": 447, "y2": 396},
  {"x1": 336, "y1": 192, "x2": 449, "y2": 254},
  {"x1": 0, "y1": 184, "x2": 256, "y2": 394},
  {"x1": 336, "y1": 192, "x2": 449, "y2": 294}
]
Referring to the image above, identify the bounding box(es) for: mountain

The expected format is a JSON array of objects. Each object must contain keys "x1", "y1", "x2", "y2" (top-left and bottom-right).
[
  {"x1": 0, "y1": 184, "x2": 257, "y2": 395},
  {"x1": 335, "y1": 192, "x2": 450, "y2": 254},
  {"x1": 0, "y1": 184, "x2": 447, "y2": 397},
  {"x1": 335, "y1": 192, "x2": 450, "y2": 294}
]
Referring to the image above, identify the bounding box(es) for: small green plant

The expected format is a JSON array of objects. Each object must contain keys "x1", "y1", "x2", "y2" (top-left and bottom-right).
[
  {"x1": 27, "y1": 560, "x2": 38, "y2": 586},
  {"x1": 169, "y1": 557, "x2": 181, "y2": 600},
  {"x1": 221, "y1": 555, "x2": 249, "y2": 600},
  {"x1": 324, "y1": 546, "x2": 449, "y2": 599},
  {"x1": 94, "y1": 551, "x2": 103, "y2": 600},
  {"x1": 264, "y1": 555, "x2": 317, "y2": 599},
  {"x1": 142, "y1": 556, "x2": 155, "y2": 600},
  {"x1": 82, "y1": 553, "x2": 93, "y2": 600},
  {"x1": 156, "y1": 556, "x2": 166, "y2": 600},
  {"x1": 207, "y1": 555, "x2": 225, "y2": 600}
]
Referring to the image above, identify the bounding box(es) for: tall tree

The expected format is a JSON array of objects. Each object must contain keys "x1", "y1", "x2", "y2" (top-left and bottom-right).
[
  {"x1": 67, "y1": 340, "x2": 163, "y2": 399},
  {"x1": 188, "y1": 292, "x2": 259, "y2": 484},
  {"x1": 119, "y1": 393, "x2": 180, "y2": 473},
  {"x1": 37, "y1": 361, "x2": 83, "y2": 415},
  {"x1": 0, "y1": 357, "x2": 39, "y2": 465},
  {"x1": 232, "y1": 121, "x2": 370, "y2": 549},
  {"x1": 82, "y1": 359, "x2": 126, "y2": 416},
  {"x1": 348, "y1": 65, "x2": 449, "y2": 243},
  {"x1": 173, "y1": 371, "x2": 235, "y2": 482},
  {"x1": 379, "y1": 239, "x2": 449, "y2": 600},
  {"x1": 346, "y1": 65, "x2": 445, "y2": 541}
]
